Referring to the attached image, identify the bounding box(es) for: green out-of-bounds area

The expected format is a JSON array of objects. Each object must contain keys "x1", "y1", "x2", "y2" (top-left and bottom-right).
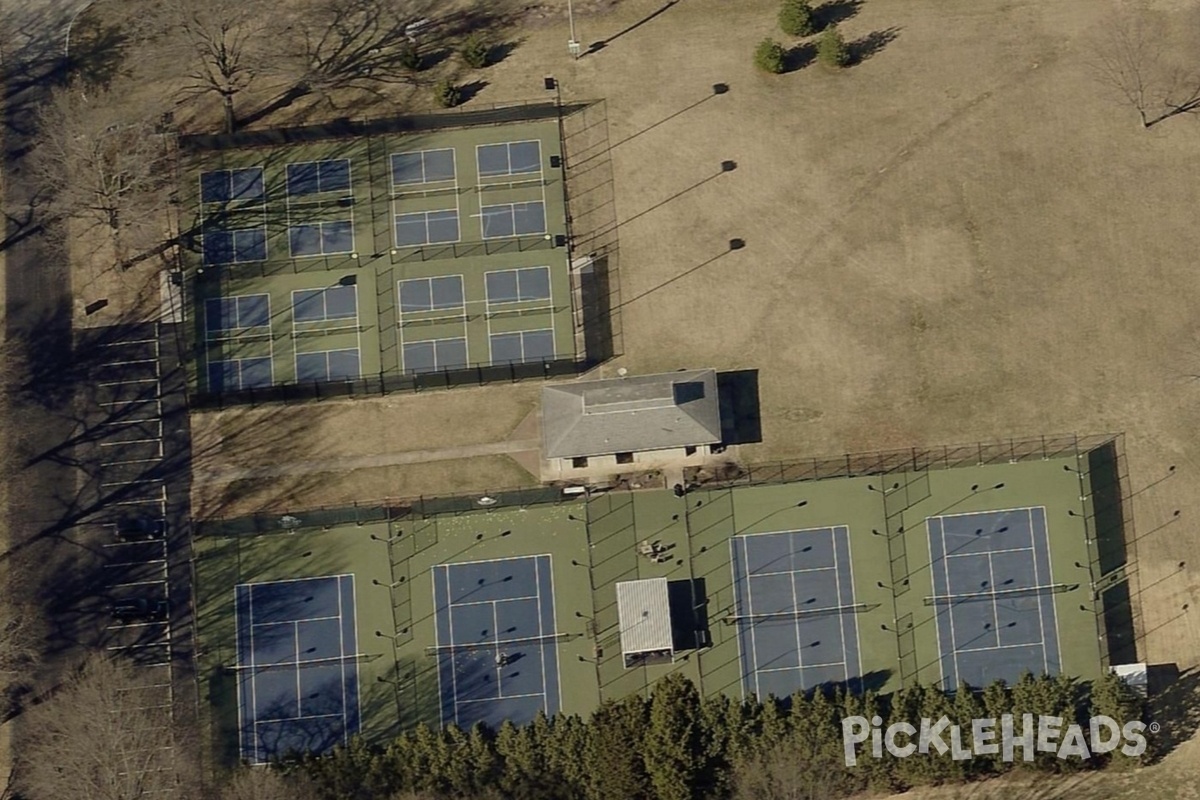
[
  {"x1": 195, "y1": 451, "x2": 1116, "y2": 764},
  {"x1": 180, "y1": 117, "x2": 575, "y2": 395}
]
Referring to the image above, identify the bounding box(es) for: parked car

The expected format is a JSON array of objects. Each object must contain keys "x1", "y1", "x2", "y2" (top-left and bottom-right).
[
  {"x1": 115, "y1": 515, "x2": 166, "y2": 541},
  {"x1": 111, "y1": 598, "x2": 169, "y2": 622}
]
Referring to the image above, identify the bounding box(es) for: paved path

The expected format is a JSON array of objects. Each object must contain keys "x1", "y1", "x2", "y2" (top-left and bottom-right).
[{"x1": 195, "y1": 438, "x2": 543, "y2": 483}]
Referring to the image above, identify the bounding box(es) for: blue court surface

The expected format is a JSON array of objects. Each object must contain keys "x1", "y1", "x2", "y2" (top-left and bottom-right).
[
  {"x1": 730, "y1": 527, "x2": 863, "y2": 698},
  {"x1": 927, "y1": 507, "x2": 1063, "y2": 689},
  {"x1": 433, "y1": 555, "x2": 561, "y2": 729},
  {"x1": 235, "y1": 575, "x2": 360, "y2": 763}
]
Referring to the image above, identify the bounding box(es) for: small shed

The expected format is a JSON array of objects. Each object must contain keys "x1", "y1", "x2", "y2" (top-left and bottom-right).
[{"x1": 616, "y1": 577, "x2": 674, "y2": 667}]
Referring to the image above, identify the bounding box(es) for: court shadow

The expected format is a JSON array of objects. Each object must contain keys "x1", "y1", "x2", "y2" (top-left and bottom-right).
[
  {"x1": 716, "y1": 370, "x2": 763, "y2": 446},
  {"x1": 668, "y1": 578, "x2": 710, "y2": 651}
]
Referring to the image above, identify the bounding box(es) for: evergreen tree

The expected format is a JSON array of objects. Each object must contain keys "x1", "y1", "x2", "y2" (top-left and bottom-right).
[
  {"x1": 817, "y1": 25, "x2": 850, "y2": 68},
  {"x1": 756, "y1": 694, "x2": 792, "y2": 754},
  {"x1": 541, "y1": 714, "x2": 589, "y2": 795},
  {"x1": 584, "y1": 697, "x2": 651, "y2": 800},
  {"x1": 778, "y1": 0, "x2": 815, "y2": 37},
  {"x1": 1089, "y1": 669, "x2": 1149, "y2": 769},
  {"x1": 951, "y1": 683, "x2": 990, "y2": 779},
  {"x1": 643, "y1": 674, "x2": 708, "y2": 800}
]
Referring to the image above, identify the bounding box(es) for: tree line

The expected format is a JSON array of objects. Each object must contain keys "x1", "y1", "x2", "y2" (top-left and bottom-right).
[{"x1": 255, "y1": 670, "x2": 1147, "y2": 800}]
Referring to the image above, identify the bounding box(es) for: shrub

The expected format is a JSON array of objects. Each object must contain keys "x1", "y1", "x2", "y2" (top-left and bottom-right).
[
  {"x1": 818, "y1": 26, "x2": 850, "y2": 68},
  {"x1": 778, "y1": 0, "x2": 815, "y2": 37},
  {"x1": 435, "y1": 79, "x2": 461, "y2": 108},
  {"x1": 398, "y1": 42, "x2": 422, "y2": 71},
  {"x1": 754, "y1": 38, "x2": 787, "y2": 74},
  {"x1": 460, "y1": 32, "x2": 489, "y2": 68}
]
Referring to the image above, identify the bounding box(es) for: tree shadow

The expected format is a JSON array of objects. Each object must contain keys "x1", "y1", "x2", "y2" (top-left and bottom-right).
[
  {"x1": 814, "y1": 0, "x2": 864, "y2": 31},
  {"x1": 418, "y1": 47, "x2": 451, "y2": 72},
  {"x1": 1146, "y1": 664, "x2": 1200, "y2": 760},
  {"x1": 486, "y1": 40, "x2": 521, "y2": 66},
  {"x1": 458, "y1": 80, "x2": 489, "y2": 104},
  {"x1": 849, "y1": 26, "x2": 900, "y2": 65},
  {"x1": 65, "y1": 13, "x2": 129, "y2": 93},
  {"x1": 784, "y1": 42, "x2": 817, "y2": 73},
  {"x1": 587, "y1": 0, "x2": 680, "y2": 53}
]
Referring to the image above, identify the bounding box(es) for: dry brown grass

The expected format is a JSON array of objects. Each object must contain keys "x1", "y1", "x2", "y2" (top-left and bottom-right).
[{"x1": 111, "y1": 0, "x2": 1200, "y2": 787}]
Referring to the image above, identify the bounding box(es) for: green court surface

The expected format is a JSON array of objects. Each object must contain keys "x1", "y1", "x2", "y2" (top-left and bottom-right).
[
  {"x1": 194, "y1": 450, "x2": 1116, "y2": 763},
  {"x1": 181, "y1": 119, "x2": 574, "y2": 394}
]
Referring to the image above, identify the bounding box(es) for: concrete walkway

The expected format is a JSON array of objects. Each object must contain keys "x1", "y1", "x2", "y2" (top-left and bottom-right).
[{"x1": 194, "y1": 437, "x2": 543, "y2": 484}]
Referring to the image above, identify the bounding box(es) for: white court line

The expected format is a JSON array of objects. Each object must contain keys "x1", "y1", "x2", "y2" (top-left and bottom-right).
[
  {"x1": 746, "y1": 565, "x2": 836, "y2": 578},
  {"x1": 946, "y1": 546, "x2": 1033, "y2": 558},
  {"x1": 294, "y1": 621, "x2": 302, "y2": 717},
  {"x1": 100, "y1": 438, "x2": 161, "y2": 448},
  {"x1": 105, "y1": 620, "x2": 167, "y2": 631},
  {"x1": 105, "y1": 559, "x2": 166, "y2": 568},
  {"x1": 108, "y1": 580, "x2": 167, "y2": 589},
  {"x1": 491, "y1": 601, "x2": 504, "y2": 698},
  {"x1": 336, "y1": 575, "x2": 347, "y2": 746},
  {"x1": 758, "y1": 660, "x2": 846, "y2": 674},
  {"x1": 233, "y1": 585, "x2": 246, "y2": 769},
  {"x1": 97, "y1": 378, "x2": 158, "y2": 389},
  {"x1": 1029, "y1": 507, "x2": 1050, "y2": 674},
  {"x1": 248, "y1": 586, "x2": 260, "y2": 765},
  {"x1": 100, "y1": 455, "x2": 163, "y2": 467},
  {"x1": 446, "y1": 567, "x2": 460, "y2": 727},
  {"x1": 100, "y1": 338, "x2": 158, "y2": 347},
  {"x1": 432, "y1": 566, "x2": 447, "y2": 726},
  {"x1": 830, "y1": 527, "x2": 853, "y2": 685},
  {"x1": 236, "y1": 573, "x2": 354, "y2": 589},
  {"x1": 787, "y1": 537, "x2": 804, "y2": 681},
  {"x1": 986, "y1": 552, "x2": 1001, "y2": 649},
  {"x1": 255, "y1": 712, "x2": 343, "y2": 725},
  {"x1": 103, "y1": 359, "x2": 158, "y2": 368},
  {"x1": 544, "y1": 554, "x2": 563, "y2": 714},
  {"x1": 452, "y1": 594, "x2": 540, "y2": 607},
  {"x1": 533, "y1": 555, "x2": 550, "y2": 712},
  {"x1": 253, "y1": 613, "x2": 341, "y2": 626},
  {"x1": 930, "y1": 517, "x2": 958, "y2": 689},
  {"x1": 932, "y1": 505, "x2": 1046, "y2": 521},
  {"x1": 958, "y1": 641, "x2": 1046, "y2": 654},
  {"x1": 100, "y1": 417, "x2": 161, "y2": 427},
  {"x1": 456, "y1": 691, "x2": 546, "y2": 705},
  {"x1": 105, "y1": 640, "x2": 168, "y2": 651}
]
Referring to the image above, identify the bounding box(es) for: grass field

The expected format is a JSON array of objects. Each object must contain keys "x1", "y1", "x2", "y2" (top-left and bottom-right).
[
  {"x1": 181, "y1": 118, "x2": 575, "y2": 395},
  {"x1": 194, "y1": 446, "x2": 1114, "y2": 763}
]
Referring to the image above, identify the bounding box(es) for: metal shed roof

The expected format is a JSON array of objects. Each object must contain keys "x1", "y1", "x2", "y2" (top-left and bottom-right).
[{"x1": 616, "y1": 578, "x2": 673, "y2": 656}]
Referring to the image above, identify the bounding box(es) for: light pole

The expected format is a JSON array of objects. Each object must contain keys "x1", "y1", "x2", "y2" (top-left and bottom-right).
[{"x1": 567, "y1": 0, "x2": 581, "y2": 58}]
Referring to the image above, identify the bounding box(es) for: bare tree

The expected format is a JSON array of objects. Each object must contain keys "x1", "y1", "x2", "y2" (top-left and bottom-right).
[
  {"x1": 148, "y1": 0, "x2": 275, "y2": 133},
  {"x1": 15, "y1": 656, "x2": 195, "y2": 800},
  {"x1": 220, "y1": 767, "x2": 320, "y2": 800},
  {"x1": 1087, "y1": 3, "x2": 1200, "y2": 128},
  {"x1": 1087, "y1": 5, "x2": 1162, "y2": 128},
  {"x1": 26, "y1": 87, "x2": 172, "y2": 261},
  {"x1": 281, "y1": 0, "x2": 434, "y2": 102}
]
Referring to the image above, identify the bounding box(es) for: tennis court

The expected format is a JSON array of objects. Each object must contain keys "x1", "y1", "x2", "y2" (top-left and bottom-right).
[
  {"x1": 432, "y1": 555, "x2": 562, "y2": 729},
  {"x1": 730, "y1": 526, "x2": 864, "y2": 699},
  {"x1": 185, "y1": 118, "x2": 580, "y2": 397},
  {"x1": 234, "y1": 575, "x2": 361, "y2": 764},
  {"x1": 927, "y1": 507, "x2": 1063, "y2": 689}
]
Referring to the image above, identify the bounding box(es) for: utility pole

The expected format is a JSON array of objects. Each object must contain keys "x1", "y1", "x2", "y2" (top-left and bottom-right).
[{"x1": 567, "y1": 0, "x2": 581, "y2": 59}]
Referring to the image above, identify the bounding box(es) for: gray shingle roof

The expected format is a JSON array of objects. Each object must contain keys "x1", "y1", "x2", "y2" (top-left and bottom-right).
[{"x1": 541, "y1": 369, "x2": 721, "y2": 459}]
